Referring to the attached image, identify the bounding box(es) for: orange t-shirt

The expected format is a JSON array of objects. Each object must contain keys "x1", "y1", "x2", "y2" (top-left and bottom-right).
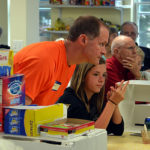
[{"x1": 14, "y1": 40, "x2": 76, "y2": 105}]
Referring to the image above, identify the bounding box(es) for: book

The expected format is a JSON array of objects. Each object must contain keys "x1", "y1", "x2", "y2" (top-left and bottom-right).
[{"x1": 40, "y1": 118, "x2": 95, "y2": 139}]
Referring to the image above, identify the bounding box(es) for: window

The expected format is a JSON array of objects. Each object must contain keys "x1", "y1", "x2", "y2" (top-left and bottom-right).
[
  {"x1": 136, "y1": 0, "x2": 150, "y2": 48},
  {"x1": 39, "y1": 0, "x2": 51, "y2": 41}
]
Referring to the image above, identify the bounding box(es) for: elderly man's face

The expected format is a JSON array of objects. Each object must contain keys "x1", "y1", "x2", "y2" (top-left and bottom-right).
[
  {"x1": 118, "y1": 38, "x2": 137, "y2": 61},
  {"x1": 121, "y1": 24, "x2": 138, "y2": 41}
]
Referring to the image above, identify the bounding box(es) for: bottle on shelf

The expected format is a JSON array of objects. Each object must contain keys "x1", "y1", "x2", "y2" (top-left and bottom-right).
[
  {"x1": 115, "y1": 0, "x2": 123, "y2": 7},
  {"x1": 102, "y1": 0, "x2": 115, "y2": 6}
]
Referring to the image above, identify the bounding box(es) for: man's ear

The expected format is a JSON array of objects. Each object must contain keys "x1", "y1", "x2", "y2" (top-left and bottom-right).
[
  {"x1": 78, "y1": 34, "x2": 88, "y2": 46},
  {"x1": 113, "y1": 48, "x2": 119, "y2": 55}
]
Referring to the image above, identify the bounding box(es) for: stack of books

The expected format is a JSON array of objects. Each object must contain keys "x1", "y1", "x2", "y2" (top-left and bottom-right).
[{"x1": 40, "y1": 118, "x2": 95, "y2": 139}]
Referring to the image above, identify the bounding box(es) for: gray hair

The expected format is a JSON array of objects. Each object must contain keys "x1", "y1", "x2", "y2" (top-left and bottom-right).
[{"x1": 120, "y1": 21, "x2": 138, "y2": 34}]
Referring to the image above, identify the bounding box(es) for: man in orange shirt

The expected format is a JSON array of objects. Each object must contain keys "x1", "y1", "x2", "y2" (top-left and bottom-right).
[{"x1": 14, "y1": 16, "x2": 109, "y2": 106}]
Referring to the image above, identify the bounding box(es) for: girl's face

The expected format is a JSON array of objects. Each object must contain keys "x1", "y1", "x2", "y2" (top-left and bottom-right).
[{"x1": 84, "y1": 64, "x2": 107, "y2": 97}]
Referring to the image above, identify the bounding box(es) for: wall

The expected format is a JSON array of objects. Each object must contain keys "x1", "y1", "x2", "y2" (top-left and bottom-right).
[
  {"x1": 50, "y1": 7, "x2": 131, "y2": 40},
  {"x1": 0, "y1": 0, "x2": 8, "y2": 45},
  {"x1": 9, "y1": 0, "x2": 39, "y2": 50},
  {"x1": 50, "y1": 0, "x2": 132, "y2": 40},
  {"x1": 51, "y1": 8, "x2": 130, "y2": 27}
]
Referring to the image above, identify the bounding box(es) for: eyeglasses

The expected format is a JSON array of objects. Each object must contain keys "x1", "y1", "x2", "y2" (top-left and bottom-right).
[
  {"x1": 122, "y1": 32, "x2": 138, "y2": 37},
  {"x1": 121, "y1": 46, "x2": 136, "y2": 51}
]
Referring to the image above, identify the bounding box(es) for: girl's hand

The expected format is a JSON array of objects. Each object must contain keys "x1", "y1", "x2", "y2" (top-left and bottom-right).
[{"x1": 107, "y1": 80, "x2": 129, "y2": 105}]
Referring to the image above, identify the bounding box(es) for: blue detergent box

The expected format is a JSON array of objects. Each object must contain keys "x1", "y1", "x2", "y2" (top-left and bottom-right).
[
  {"x1": 0, "y1": 74, "x2": 25, "y2": 132},
  {"x1": 1, "y1": 74, "x2": 25, "y2": 106},
  {"x1": 0, "y1": 49, "x2": 13, "y2": 77}
]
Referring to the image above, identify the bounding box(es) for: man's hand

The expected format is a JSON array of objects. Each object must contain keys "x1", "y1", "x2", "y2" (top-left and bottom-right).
[
  {"x1": 122, "y1": 57, "x2": 141, "y2": 79},
  {"x1": 25, "y1": 96, "x2": 32, "y2": 105}
]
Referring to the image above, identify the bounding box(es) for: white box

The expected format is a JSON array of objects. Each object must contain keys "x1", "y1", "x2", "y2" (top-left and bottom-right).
[
  {"x1": 133, "y1": 104, "x2": 150, "y2": 125},
  {"x1": 119, "y1": 80, "x2": 150, "y2": 131},
  {"x1": 1, "y1": 129, "x2": 107, "y2": 150}
]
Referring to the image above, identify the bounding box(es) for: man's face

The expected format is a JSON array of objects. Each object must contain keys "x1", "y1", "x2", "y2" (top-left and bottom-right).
[
  {"x1": 121, "y1": 24, "x2": 138, "y2": 41},
  {"x1": 84, "y1": 26, "x2": 109, "y2": 65},
  {"x1": 117, "y1": 38, "x2": 137, "y2": 63}
]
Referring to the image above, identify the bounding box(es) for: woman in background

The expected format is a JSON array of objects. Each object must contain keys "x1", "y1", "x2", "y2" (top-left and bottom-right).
[
  {"x1": 57, "y1": 58, "x2": 128, "y2": 135},
  {"x1": 105, "y1": 27, "x2": 118, "y2": 59},
  {"x1": 136, "y1": 46, "x2": 150, "y2": 80}
]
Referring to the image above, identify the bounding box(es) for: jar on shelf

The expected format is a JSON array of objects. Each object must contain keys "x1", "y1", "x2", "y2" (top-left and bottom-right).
[{"x1": 115, "y1": 0, "x2": 123, "y2": 7}]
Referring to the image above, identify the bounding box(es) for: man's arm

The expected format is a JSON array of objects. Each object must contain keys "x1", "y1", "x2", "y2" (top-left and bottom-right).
[{"x1": 25, "y1": 96, "x2": 32, "y2": 105}]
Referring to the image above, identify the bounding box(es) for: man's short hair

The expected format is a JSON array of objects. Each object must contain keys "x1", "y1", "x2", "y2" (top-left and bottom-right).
[
  {"x1": 67, "y1": 16, "x2": 108, "y2": 41},
  {"x1": 120, "y1": 21, "x2": 138, "y2": 34},
  {"x1": 109, "y1": 27, "x2": 118, "y2": 36}
]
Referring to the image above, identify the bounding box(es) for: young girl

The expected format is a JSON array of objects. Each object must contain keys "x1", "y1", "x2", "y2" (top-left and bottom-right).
[{"x1": 57, "y1": 58, "x2": 128, "y2": 135}]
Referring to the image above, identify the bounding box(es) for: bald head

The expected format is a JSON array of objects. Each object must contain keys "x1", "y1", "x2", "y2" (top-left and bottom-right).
[
  {"x1": 111, "y1": 35, "x2": 136, "y2": 63},
  {"x1": 111, "y1": 35, "x2": 134, "y2": 54}
]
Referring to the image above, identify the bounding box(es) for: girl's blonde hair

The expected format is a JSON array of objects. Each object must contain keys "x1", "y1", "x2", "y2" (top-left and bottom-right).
[
  {"x1": 136, "y1": 46, "x2": 145, "y2": 62},
  {"x1": 70, "y1": 58, "x2": 106, "y2": 113}
]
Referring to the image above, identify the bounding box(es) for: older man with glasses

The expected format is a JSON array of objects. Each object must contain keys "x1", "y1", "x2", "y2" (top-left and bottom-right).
[
  {"x1": 105, "y1": 35, "x2": 141, "y2": 97},
  {"x1": 120, "y1": 21, "x2": 150, "y2": 71}
]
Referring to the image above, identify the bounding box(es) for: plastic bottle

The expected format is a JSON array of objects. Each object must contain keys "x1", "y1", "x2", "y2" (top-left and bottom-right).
[{"x1": 115, "y1": 0, "x2": 123, "y2": 7}]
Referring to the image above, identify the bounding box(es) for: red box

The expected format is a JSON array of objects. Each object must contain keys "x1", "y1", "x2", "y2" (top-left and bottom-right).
[{"x1": 0, "y1": 74, "x2": 25, "y2": 132}]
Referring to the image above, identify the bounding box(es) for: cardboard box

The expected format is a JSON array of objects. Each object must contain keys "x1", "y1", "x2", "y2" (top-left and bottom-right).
[
  {"x1": 0, "y1": 74, "x2": 25, "y2": 106},
  {"x1": 4, "y1": 104, "x2": 67, "y2": 136},
  {"x1": 1, "y1": 129, "x2": 107, "y2": 150},
  {"x1": 123, "y1": 80, "x2": 150, "y2": 102},
  {"x1": 119, "y1": 80, "x2": 150, "y2": 131},
  {"x1": 0, "y1": 104, "x2": 2, "y2": 131},
  {"x1": 0, "y1": 74, "x2": 25, "y2": 132},
  {"x1": 40, "y1": 118, "x2": 95, "y2": 139},
  {"x1": 0, "y1": 49, "x2": 13, "y2": 77},
  {"x1": 133, "y1": 104, "x2": 150, "y2": 125}
]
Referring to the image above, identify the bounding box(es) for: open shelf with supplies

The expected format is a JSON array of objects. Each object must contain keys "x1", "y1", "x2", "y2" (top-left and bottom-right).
[{"x1": 40, "y1": 1, "x2": 131, "y2": 38}]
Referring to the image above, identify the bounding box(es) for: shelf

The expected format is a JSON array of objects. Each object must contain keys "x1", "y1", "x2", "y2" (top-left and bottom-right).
[
  {"x1": 49, "y1": 4, "x2": 131, "y2": 10},
  {"x1": 46, "y1": 30, "x2": 69, "y2": 34},
  {"x1": 39, "y1": 1, "x2": 131, "y2": 38},
  {"x1": 40, "y1": 1, "x2": 131, "y2": 10}
]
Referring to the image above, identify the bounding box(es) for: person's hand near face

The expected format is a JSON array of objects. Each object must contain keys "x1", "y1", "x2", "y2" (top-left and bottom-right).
[{"x1": 122, "y1": 56, "x2": 141, "y2": 79}]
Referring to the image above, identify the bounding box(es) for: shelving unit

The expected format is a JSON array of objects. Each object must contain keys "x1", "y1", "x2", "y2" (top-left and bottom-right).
[
  {"x1": 50, "y1": 4, "x2": 131, "y2": 23},
  {"x1": 46, "y1": 30, "x2": 69, "y2": 34},
  {"x1": 40, "y1": 1, "x2": 131, "y2": 37}
]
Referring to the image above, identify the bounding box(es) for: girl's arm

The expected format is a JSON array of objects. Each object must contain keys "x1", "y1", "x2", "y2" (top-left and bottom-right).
[
  {"x1": 111, "y1": 105, "x2": 122, "y2": 124},
  {"x1": 95, "y1": 100, "x2": 116, "y2": 129},
  {"x1": 95, "y1": 80, "x2": 129, "y2": 129}
]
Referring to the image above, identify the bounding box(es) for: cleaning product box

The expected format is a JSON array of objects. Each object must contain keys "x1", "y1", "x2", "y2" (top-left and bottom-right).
[
  {"x1": 0, "y1": 49, "x2": 13, "y2": 77},
  {"x1": 40, "y1": 118, "x2": 95, "y2": 139},
  {"x1": 1, "y1": 74, "x2": 25, "y2": 106},
  {"x1": 0, "y1": 74, "x2": 25, "y2": 132},
  {"x1": 0, "y1": 104, "x2": 2, "y2": 131},
  {"x1": 4, "y1": 104, "x2": 67, "y2": 136}
]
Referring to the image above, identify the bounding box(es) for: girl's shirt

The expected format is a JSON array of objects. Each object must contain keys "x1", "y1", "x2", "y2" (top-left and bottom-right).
[{"x1": 57, "y1": 87, "x2": 124, "y2": 135}]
